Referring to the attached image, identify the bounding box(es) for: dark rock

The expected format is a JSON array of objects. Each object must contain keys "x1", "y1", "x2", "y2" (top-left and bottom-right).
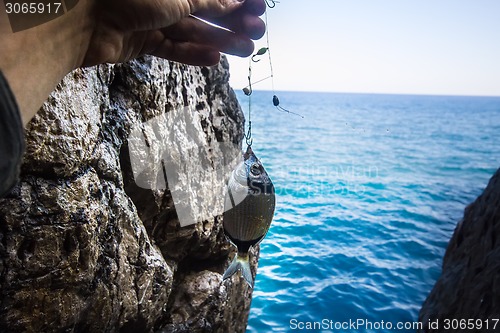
[
  {"x1": 0, "y1": 56, "x2": 254, "y2": 333},
  {"x1": 419, "y1": 168, "x2": 500, "y2": 332}
]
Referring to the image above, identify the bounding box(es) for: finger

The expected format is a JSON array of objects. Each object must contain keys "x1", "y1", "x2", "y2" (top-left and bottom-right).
[
  {"x1": 89, "y1": 29, "x2": 221, "y2": 65},
  {"x1": 195, "y1": 0, "x2": 266, "y2": 17},
  {"x1": 161, "y1": 16, "x2": 255, "y2": 57},
  {"x1": 194, "y1": 0, "x2": 266, "y2": 40},
  {"x1": 151, "y1": 39, "x2": 221, "y2": 66},
  {"x1": 199, "y1": 12, "x2": 265, "y2": 40},
  {"x1": 100, "y1": 0, "x2": 247, "y2": 32},
  {"x1": 240, "y1": 0, "x2": 266, "y2": 16},
  {"x1": 187, "y1": 0, "x2": 247, "y2": 17}
]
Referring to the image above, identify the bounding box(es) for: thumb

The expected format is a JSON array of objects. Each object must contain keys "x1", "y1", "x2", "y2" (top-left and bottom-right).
[{"x1": 188, "y1": 0, "x2": 246, "y2": 17}]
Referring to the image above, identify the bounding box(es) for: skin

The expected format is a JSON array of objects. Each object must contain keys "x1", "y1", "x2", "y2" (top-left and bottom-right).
[{"x1": 0, "y1": 0, "x2": 266, "y2": 125}]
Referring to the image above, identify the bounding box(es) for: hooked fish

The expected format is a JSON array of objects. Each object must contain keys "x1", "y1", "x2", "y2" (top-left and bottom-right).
[{"x1": 222, "y1": 145, "x2": 276, "y2": 287}]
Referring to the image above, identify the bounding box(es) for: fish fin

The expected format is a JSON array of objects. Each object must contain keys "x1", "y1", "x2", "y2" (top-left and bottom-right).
[
  {"x1": 222, "y1": 254, "x2": 239, "y2": 281},
  {"x1": 222, "y1": 252, "x2": 254, "y2": 288},
  {"x1": 239, "y1": 253, "x2": 253, "y2": 288}
]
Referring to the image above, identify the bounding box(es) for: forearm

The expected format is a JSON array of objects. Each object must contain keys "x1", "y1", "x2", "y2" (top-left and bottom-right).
[{"x1": 0, "y1": 2, "x2": 93, "y2": 125}]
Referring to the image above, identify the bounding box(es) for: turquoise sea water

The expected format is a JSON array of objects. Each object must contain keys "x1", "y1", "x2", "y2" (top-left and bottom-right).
[{"x1": 236, "y1": 91, "x2": 500, "y2": 332}]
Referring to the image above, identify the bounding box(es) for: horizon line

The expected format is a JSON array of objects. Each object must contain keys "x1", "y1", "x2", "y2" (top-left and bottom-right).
[{"x1": 231, "y1": 88, "x2": 500, "y2": 99}]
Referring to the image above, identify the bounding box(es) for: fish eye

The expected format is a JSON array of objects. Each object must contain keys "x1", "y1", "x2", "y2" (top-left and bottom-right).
[{"x1": 250, "y1": 163, "x2": 261, "y2": 175}]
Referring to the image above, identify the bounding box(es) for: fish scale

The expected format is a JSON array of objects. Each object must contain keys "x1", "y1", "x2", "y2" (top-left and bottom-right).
[
  {"x1": 224, "y1": 192, "x2": 274, "y2": 250},
  {"x1": 222, "y1": 145, "x2": 276, "y2": 287}
]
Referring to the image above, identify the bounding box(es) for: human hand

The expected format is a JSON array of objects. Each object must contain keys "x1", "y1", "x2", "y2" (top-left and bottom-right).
[
  {"x1": 1, "y1": 0, "x2": 266, "y2": 124},
  {"x1": 83, "y1": 0, "x2": 267, "y2": 67}
]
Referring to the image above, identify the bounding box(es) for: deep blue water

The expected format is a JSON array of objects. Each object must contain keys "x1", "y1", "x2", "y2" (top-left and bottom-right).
[{"x1": 235, "y1": 91, "x2": 500, "y2": 332}]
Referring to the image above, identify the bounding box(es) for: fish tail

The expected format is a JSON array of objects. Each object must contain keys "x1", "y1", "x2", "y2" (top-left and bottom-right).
[
  {"x1": 222, "y1": 252, "x2": 253, "y2": 288},
  {"x1": 239, "y1": 252, "x2": 253, "y2": 288},
  {"x1": 222, "y1": 255, "x2": 240, "y2": 281}
]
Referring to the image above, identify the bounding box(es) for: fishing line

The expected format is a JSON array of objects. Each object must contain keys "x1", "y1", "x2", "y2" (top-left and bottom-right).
[
  {"x1": 264, "y1": 10, "x2": 304, "y2": 118},
  {"x1": 243, "y1": 1, "x2": 303, "y2": 147},
  {"x1": 244, "y1": 75, "x2": 273, "y2": 89},
  {"x1": 245, "y1": 58, "x2": 253, "y2": 146},
  {"x1": 264, "y1": 11, "x2": 275, "y2": 93}
]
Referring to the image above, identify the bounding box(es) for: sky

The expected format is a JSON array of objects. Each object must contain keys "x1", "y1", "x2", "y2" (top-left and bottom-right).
[{"x1": 227, "y1": 0, "x2": 500, "y2": 96}]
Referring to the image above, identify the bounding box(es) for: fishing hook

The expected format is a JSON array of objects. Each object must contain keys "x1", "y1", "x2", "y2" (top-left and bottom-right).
[
  {"x1": 244, "y1": 59, "x2": 253, "y2": 146},
  {"x1": 252, "y1": 47, "x2": 269, "y2": 63},
  {"x1": 245, "y1": 121, "x2": 253, "y2": 146},
  {"x1": 265, "y1": 0, "x2": 277, "y2": 8},
  {"x1": 244, "y1": 63, "x2": 253, "y2": 96}
]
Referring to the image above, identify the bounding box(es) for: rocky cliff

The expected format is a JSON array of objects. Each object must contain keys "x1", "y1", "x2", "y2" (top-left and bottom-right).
[
  {"x1": 0, "y1": 56, "x2": 258, "y2": 332},
  {"x1": 419, "y1": 168, "x2": 500, "y2": 332}
]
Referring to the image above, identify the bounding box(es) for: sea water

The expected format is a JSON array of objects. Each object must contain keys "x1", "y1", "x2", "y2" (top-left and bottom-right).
[{"x1": 237, "y1": 91, "x2": 500, "y2": 332}]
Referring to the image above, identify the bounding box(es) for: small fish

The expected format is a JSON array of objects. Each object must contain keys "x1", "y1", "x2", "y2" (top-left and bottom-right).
[{"x1": 222, "y1": 145, "x2": 276, "y2": 287}]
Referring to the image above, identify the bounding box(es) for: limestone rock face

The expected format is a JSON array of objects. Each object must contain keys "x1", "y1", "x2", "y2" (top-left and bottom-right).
[
  {"x1": 419, "y1": 168, "x2": 500, "y2": 332},
  {"x1": 0, "y1": 56, "x2": 257, "y2": 332}
]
